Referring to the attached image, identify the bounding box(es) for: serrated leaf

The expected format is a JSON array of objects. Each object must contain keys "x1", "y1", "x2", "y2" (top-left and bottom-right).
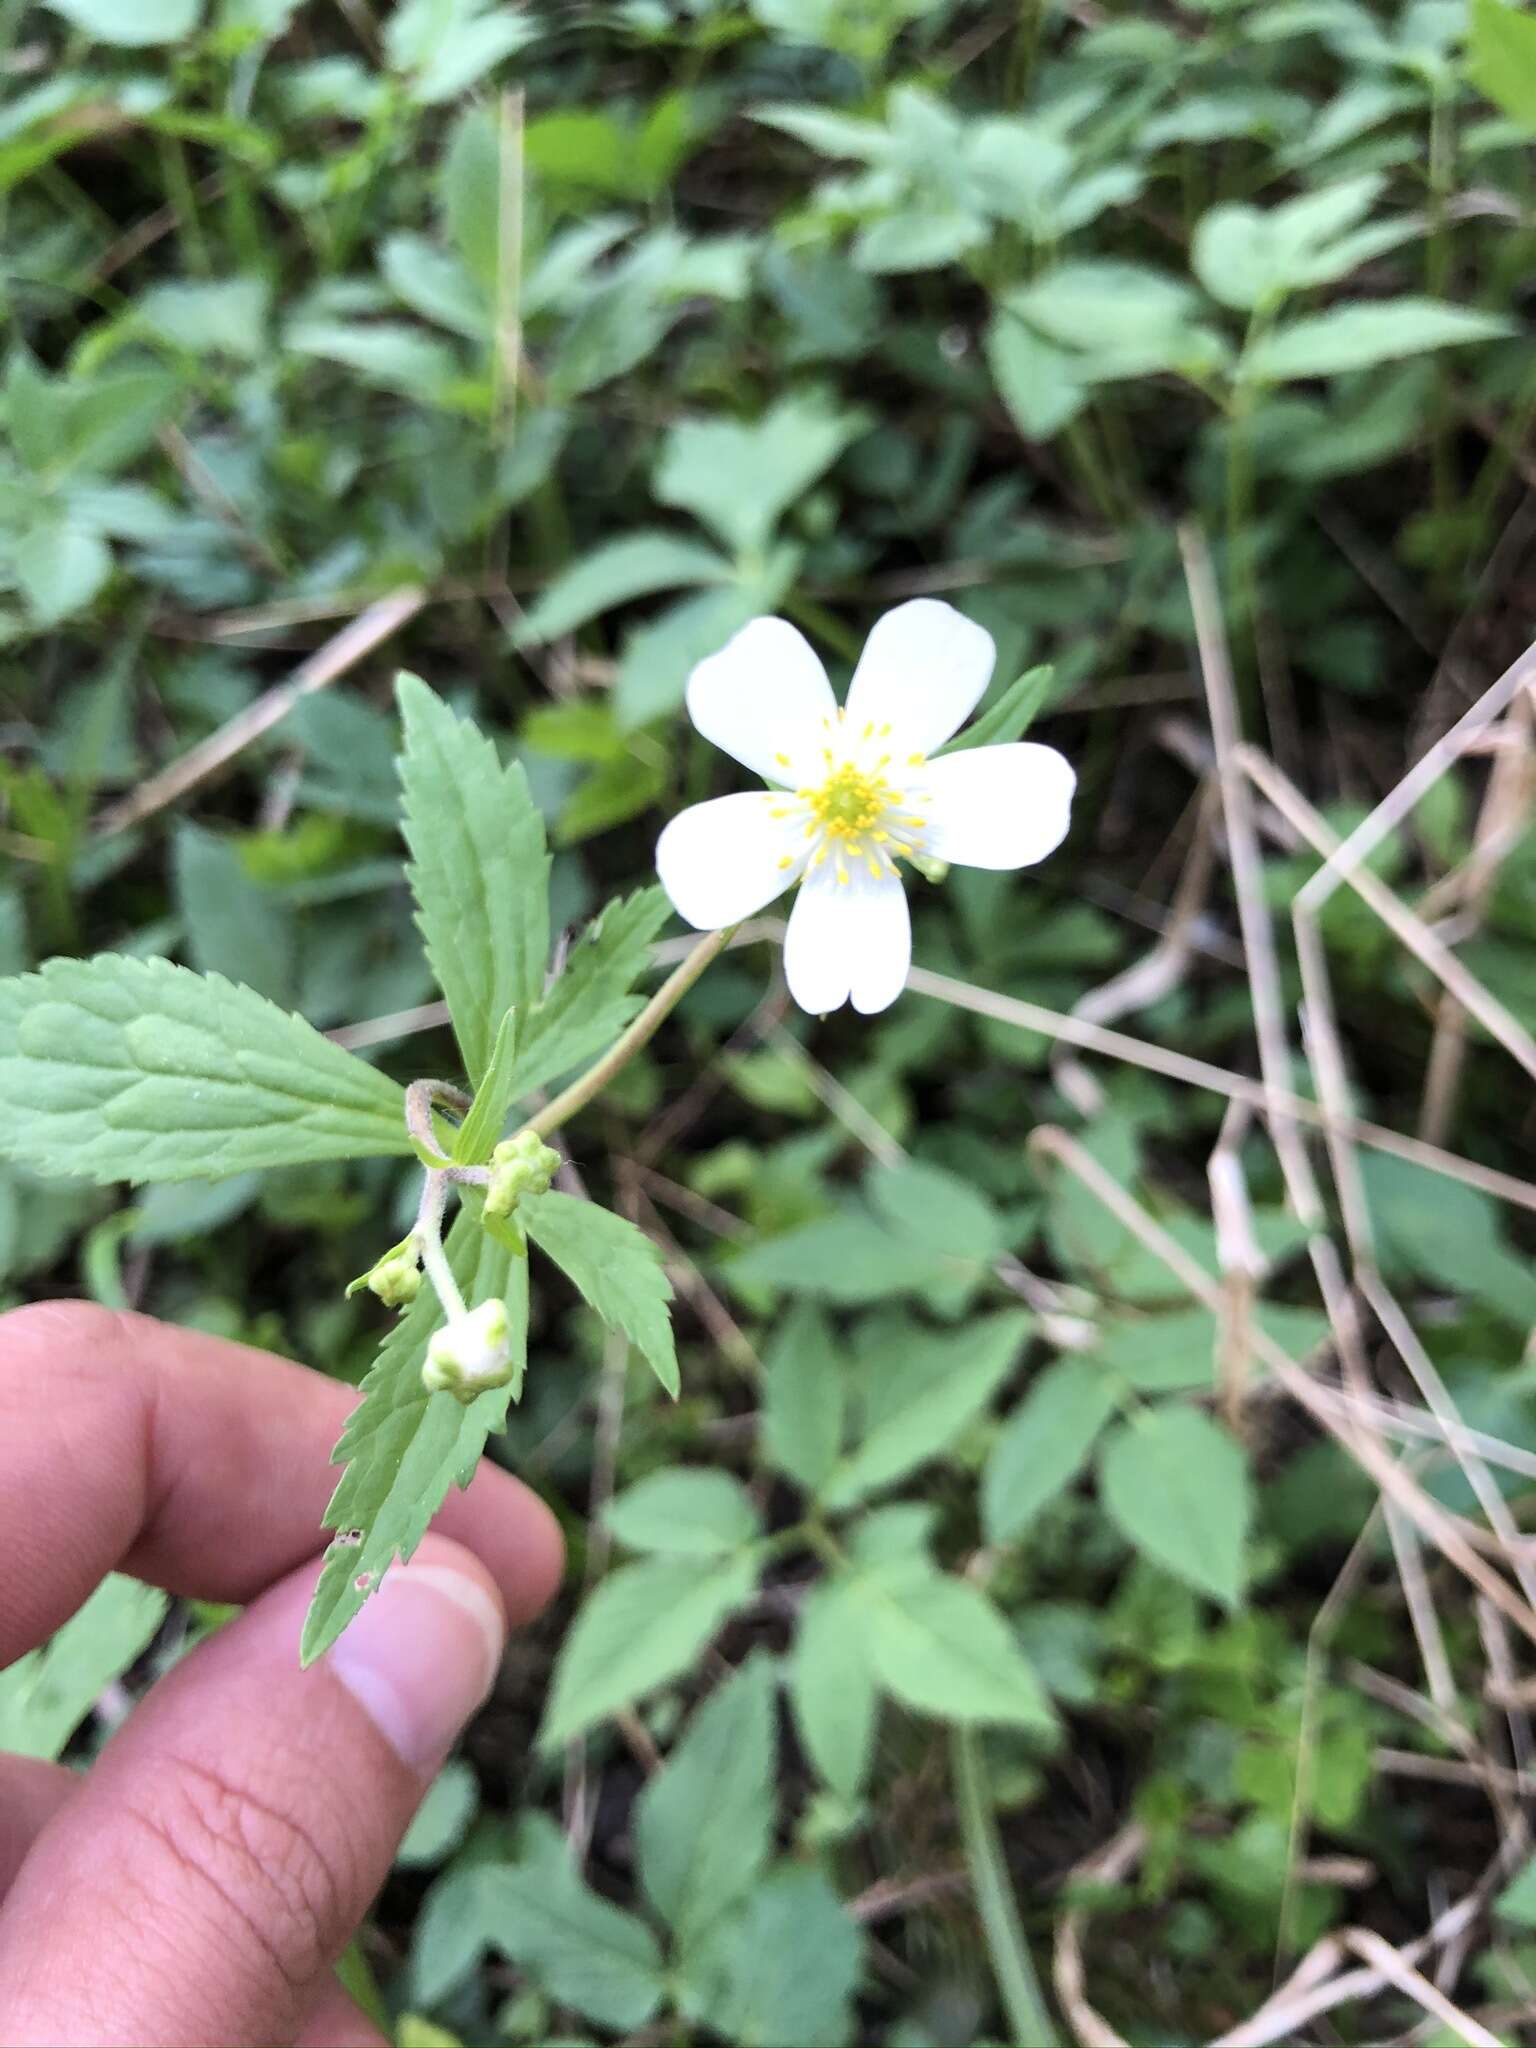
[
  {"x1": 762, "y1": 1303, "x2": 846, "y2": 1492},
  {"x1": 637, "y1": 1655, "x2": 775, "y2": 1939},
  {"x1": 540, "y1": 1552, "x2": 758, "y2": 1746},
  {"x1": 940, "y1": 666, "x2": 1054, "y2": 754},
  {"x1": 0, "y1": 1575, "x2": 168, "y2": 1759},
  {"x1": 0, "y1": 955, "x2": 409, "y2": 1185},
  {"x1": 303, "y1": 1212, "x2": 527, "y2": 1663},
  {"x1": 1098, "y1": 1406, "x2": 1251, "y2": 1608},
  {"x1": 512, "y1": 532, "x2": 732, "y2": 646},
  {"x1": 605, "y1": 1468, "x2": 762, "y2": 1555},
  {"x1": 523, "y1": 1189, "x2": 679, "y2": 1396},
  {"x1": 821, "y1": 1310, "x2": 1029, "y2": 1508},
  {"x1": 509, "y1": 886, "x2": 669, "y2": 1100},
  {"x1": 1243, "y1": 300, "x2": 1514, "y2": 383},
  {"x1": 982, "y1": 1355, "x2": 1120, "y2": 1544},
  {"x1": 396, "y1": 674, "x2": 551, "y2": 1088},
  {"x1": 792, "y1": 1579, "x2": 879, "y2": 1798}
]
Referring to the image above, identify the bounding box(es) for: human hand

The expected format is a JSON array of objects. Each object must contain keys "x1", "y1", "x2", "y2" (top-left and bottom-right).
[{"x1": 0, "y1": 1302, "x2": 564, "y2": 2048}]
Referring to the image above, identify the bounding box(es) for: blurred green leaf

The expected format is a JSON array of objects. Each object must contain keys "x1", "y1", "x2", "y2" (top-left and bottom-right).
[
  {"x1": 606, "y1": 1468, "x2": 763, "y2": 1555},
  {"x1": 540, "y1": 1553, "x2": 759, "y2": 1746},
  {"x1": 1099, "y1": 1406, "x2": 1251, "y2": 1608}
]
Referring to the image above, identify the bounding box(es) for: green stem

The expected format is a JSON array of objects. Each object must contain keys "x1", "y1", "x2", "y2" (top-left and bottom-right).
[
  {"x1": 950, "y1": 1727, "x2": 1060, "y2": 2048},
  {"x1": 526, "y1": 927, "x2": 733, "y2": 1141}
]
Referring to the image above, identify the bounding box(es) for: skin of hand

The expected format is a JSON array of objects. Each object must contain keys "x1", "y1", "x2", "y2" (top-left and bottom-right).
[{"x1": 0, "y1": 1301, "x2": 565, "y2": 2048}]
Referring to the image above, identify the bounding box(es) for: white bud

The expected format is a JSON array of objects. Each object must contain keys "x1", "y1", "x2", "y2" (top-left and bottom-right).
[{"x1": 421, "y1": 1298, "x2": 513, "y2": 1404}]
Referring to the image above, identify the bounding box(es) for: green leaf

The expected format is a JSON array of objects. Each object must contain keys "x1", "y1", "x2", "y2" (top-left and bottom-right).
[
  {"x1": 0, "y1": 1575, "x2": 167, "y2": 1759},
  {"x1": 1243, "y1": 301, "x2": 1514, "y2": 383},
  {"x1": 11, "y1": 519, "x2": 112, "y2": 626},
  {"x1": 481, "y1": 1814, "x2": 666, "y2": 2029},
  {"x1": 792, "y1": 1579, "x2": 879, "y2": 1798},
  {"x1": 1496, "y1": 1851, "x2": 1536, "y2": 1928},
  {"x1": 1362, "y1": 1152, "x2": 1536, "y2": 1327},
  {"x1": 302, "y1": 1212, "x2": 527, "y2": 1663},
  {"x1": 523, "y1": 1190, "x2": 679, "y2": 1397},
  {"x1": 636, "y1": 1654, "x2": 775, "y2": 1939},
  {"x1": 512, "y1": 532, "x2": 732, "y2": 646},
  {"x1": 605, "y1": 1468, "x2": 762, "y2": 1555},
  {"x1": 41, "y1": 0, "x2": 200, "y2": 43},
  {"x1": 539, "y1": 1552, "x2": 758, "y2": 1746},
  {"x1": 509, "y1": 887, "x2": 669, "y2": 1101},
  {"x1": 452, "y1": 1009, "x2": 520, "y2": 1163},
  {"x1": 1098, "y1": 1406, "x2": 1251, "y2": 1608},
  {"x1": 939, "y1": 666, "x2": 1054, "y2": 754},
  {"x1": 821, "y1": 1310, "x2": 1029, "y2": 1508},
  {"x1": 726, "y1": 1207, "x2": 955, "y2": 1306},
  {"x1": 687, "y1": 1865, "x2": 863, "y2": 2048},
  {"x1": 1469, "y1": 0, "x2": 1536, "y2": 129},
  {"x1": 860, "y1": 1567, "x2": 1055, "y2": 1732},
  {"x1": 865, "y1": 1155, "x2": 1006, "y2": 1262},
  {"x1": 174, "y1": 824, "x2": 293, "y2": 1006},
  {"x1": 0, "y1": 955, "x2": 409, "y2": 1185},
  {"x1": 762, "y1": 1303, "x2": 846, "y2": 1493},
  {"x1": 137, "y1": 276, "x2": 270, "y2": 358},
  {"x1": 653, "y1": 393, "x2": 867, "y2": 558},
  {"x1": 985, "y1": 312, "x2": 1088, "y2": 440},
  {"x1": 982, "y1": 1356, "x2": 1120, "y2": 1544},
  {"x1": 396, "y1": 674, "x2": 551, "y2": 1088},
  {"x1": 395, "y1": 1761, "x2": 478, "y2": 1869}
]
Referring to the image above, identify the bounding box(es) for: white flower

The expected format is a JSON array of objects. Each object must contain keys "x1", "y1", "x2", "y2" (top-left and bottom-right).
[
  {"x1": 422, "y1": 1297, "x2": 512, "y2": 1403},
  {"x1": 656, "y1": 599, "x2": 1076, "y2": 1015}
]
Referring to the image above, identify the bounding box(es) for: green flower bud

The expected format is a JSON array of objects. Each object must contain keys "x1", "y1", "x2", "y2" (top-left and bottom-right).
[
  {"x1": 370, "y1": 1253, "x2": 423, "y2": 1309},
  {"x1": 348, "y1": 1243, "x2": 422, "y2": 1309},
  {"x1": 484, "y1": 1131, "x2": 561, "y2": 1218},
  {"x1": 421, "y1": 1298, "x2": 513, "y2": 1405}
]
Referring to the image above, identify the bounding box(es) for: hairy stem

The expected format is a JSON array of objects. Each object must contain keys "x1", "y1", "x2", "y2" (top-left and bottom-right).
[
  {"x1": 526, "y1": 927, "x2": 733, "y2": 1141},
  {"x1": 414, "y1": 1172, "x2": 466, "y2": 1322},
  {"x1": 950, "y1": 1727, "x2": 1060, "y2": 2048}
]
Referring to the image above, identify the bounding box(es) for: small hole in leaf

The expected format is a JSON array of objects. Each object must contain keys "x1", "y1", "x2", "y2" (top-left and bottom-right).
[{"x1": 354, "y1": 1571, "x2": 373, "y2": 1592}]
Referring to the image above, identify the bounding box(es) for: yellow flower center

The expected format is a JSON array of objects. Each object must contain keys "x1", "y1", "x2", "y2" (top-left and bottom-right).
[{"x1": 802, "y1": 762, "x2": 892, "y2": 838}]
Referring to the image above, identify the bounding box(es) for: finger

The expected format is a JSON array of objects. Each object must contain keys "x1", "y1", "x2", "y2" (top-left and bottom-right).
[
  {"x1": 295, "y1": 1982, "x2": 388, "y2": 2048},
  {"x1": 0, "y1": 1534, "x2": 505, "y2": 2048},
  {"x1": 0, "y1": 1757, "x2": 73, "y2": 1895},
  {"x1": 0, "y1": 1302, "x2": 563, "y2": 1661}
]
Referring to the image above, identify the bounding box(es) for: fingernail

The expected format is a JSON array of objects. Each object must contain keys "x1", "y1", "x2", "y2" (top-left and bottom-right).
[{"x1": 328, "y1": 1557, "x2": 507, "y2": 1771}]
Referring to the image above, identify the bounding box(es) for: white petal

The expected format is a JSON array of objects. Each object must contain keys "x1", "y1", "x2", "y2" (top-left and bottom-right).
[
  {"x1": 656, "y1": 793, "x2": 798, "y2": 930},
  {"x1": 844, "y1": 599, "x2": 996, "y2": 755},
  {"x1": 783, "y1": 869, "x2": 911, "y2": 1017},
  {"x1": 686, "y1": 617, "x2": 835, "y2": 785},
  {"x1": 921, "y1": 742, "x2": 1076, "y2": 869}
]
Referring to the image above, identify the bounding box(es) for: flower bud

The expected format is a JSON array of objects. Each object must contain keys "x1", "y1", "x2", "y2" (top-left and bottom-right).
[
  {"x1": 350, "y1": 1245, "x2": 422, "y2": 1309},
  {"x1": 421, "y1": 1298, "x2": 513, "y2": 1404},
  {"x1": 484, "y1": 1130, "x2": 561, "y2": 1218}
]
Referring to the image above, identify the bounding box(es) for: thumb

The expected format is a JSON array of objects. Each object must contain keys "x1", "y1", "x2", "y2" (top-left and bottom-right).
[{"x1": 0, "y1": 1535, "x2": 508, "y2": 2048}]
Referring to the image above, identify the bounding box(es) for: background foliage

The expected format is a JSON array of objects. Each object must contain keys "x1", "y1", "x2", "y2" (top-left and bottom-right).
[{"x1": 4, "y1": 0, "x2": 1536, "y2": 2041}]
